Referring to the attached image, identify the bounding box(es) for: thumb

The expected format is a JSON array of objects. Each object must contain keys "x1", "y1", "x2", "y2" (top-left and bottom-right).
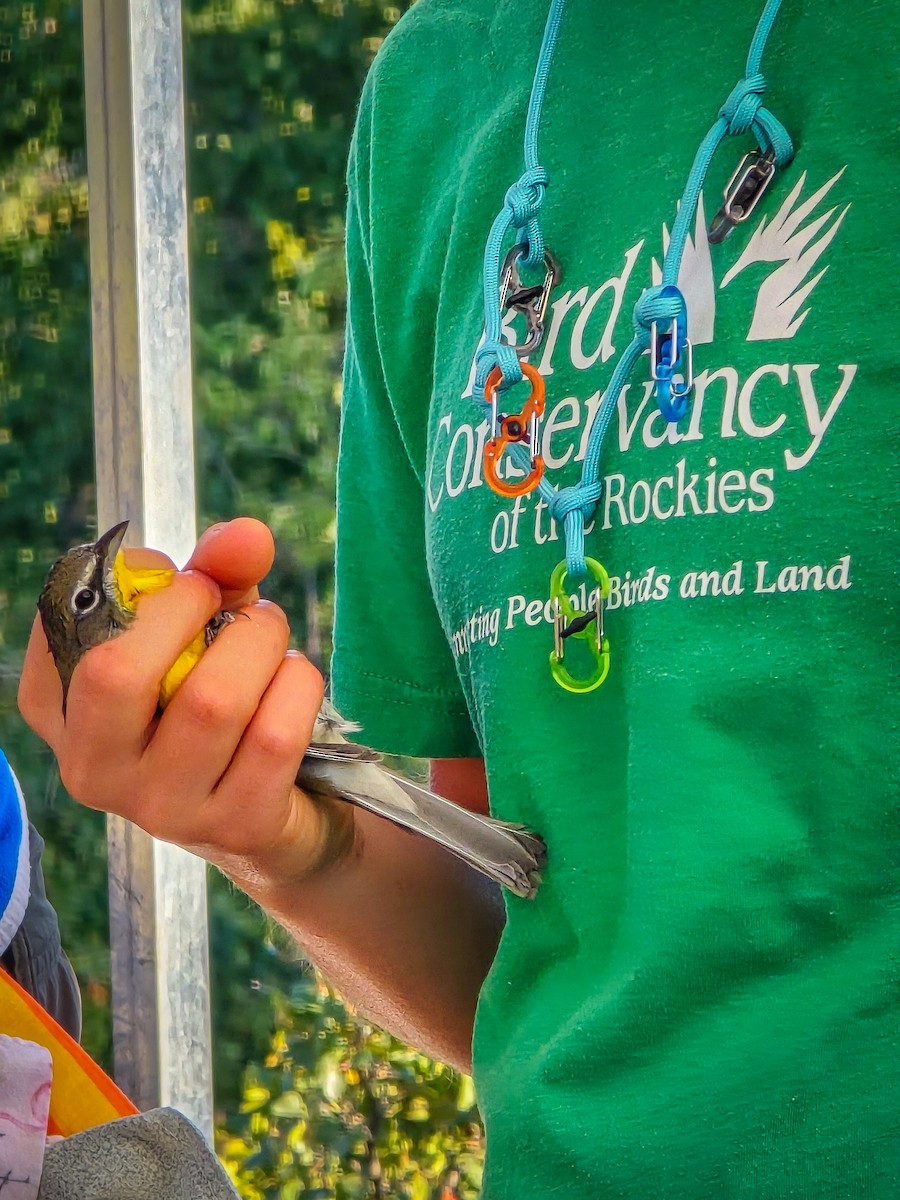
[{"x1": 185, "y1": 517, "x2": 276, "y2": 608}]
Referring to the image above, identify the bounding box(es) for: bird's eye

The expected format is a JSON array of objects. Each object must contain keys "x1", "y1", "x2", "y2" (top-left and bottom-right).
[{"x1": 73, "y1": 587, "x2": 98, "y2": 613}]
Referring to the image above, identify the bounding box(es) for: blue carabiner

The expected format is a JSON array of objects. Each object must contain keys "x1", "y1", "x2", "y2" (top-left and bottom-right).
[{"x1": 650, "y1": 284, "x2": 694, "y2": 422}]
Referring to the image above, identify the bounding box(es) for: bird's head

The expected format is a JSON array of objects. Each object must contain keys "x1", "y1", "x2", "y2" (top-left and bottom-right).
[{"x1": 37, "y1": 520, "x2": 135, "y2": 712}]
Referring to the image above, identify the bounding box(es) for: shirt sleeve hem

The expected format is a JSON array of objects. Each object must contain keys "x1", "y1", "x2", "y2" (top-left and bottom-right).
[{"x1": 331, "y1": 671, "x2": 483, "y2": 760}]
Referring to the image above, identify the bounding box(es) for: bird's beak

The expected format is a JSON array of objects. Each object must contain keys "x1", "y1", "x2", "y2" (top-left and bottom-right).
[{"x1": 93, "y1": 520, "x2": 129, "y2": 570}]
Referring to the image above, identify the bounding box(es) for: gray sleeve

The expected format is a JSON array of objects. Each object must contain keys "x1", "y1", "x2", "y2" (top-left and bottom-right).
[
  {"x1": 38, "y1": 1108, "x2": 239, "y2": 1200},
  {"x1": 1, "y1": 820, "x2": 82, "y2": 1040}
]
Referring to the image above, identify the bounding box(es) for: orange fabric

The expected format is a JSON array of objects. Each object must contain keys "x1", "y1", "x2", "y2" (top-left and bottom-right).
[{"x1": 0, "y1": 967, "x2": 137, "y2": 1135}]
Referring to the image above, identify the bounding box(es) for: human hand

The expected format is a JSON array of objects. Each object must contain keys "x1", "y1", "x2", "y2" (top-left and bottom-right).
[{"x1": 18, "y1": 518, "x2": 350, "y2": 890}]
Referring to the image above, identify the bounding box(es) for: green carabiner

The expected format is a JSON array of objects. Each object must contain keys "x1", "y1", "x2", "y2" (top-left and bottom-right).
[{"x1": 548, "y1": 557, "x2": 611, "y2": 694}]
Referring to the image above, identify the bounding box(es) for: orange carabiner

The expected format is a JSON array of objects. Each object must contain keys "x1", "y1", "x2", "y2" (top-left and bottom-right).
[{"x1": 483, "y1": 362, "x2": 546, "y2": 498}]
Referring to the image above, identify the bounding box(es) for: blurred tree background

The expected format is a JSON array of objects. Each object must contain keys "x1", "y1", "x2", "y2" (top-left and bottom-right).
[{"x1": 0, "y1": 2, "x2": 485, "y2": 1196}]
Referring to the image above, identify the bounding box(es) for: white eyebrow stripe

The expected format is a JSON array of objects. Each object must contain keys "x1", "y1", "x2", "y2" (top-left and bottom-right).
[
  {"x1": 75, "y1": 558, "x2": 97, "y2": 592},
  {"x1": 70, "y1": 554, "x2": 104, "y2": 615}
]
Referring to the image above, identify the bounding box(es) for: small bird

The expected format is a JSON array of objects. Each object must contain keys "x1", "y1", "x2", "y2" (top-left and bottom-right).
[{"x1": 37, "y1": 522, "x2": 546, "y2": 898}]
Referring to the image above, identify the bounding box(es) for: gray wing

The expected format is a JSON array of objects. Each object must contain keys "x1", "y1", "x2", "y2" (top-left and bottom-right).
[
  {"x1": 298, "y1": 757, "x2": 545, "y2": 899},
  {"x1": 304, "y1": 740, "x2": 382, "y2": 765}
]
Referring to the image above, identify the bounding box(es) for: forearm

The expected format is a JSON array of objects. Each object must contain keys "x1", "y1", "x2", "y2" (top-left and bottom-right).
[{"x1": 229, "y1": 803, "x2": 503, "y2": 1073}]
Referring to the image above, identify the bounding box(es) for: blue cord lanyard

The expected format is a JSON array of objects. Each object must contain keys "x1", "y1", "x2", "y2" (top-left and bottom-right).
[{"x1": 472, "y1": 0, "x2": 794, "y2": 694}]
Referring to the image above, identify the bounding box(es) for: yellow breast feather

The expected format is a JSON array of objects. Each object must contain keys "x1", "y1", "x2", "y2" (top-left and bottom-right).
[{"x1": 112, "y1": 553, "x2": 204, "y2": 708}]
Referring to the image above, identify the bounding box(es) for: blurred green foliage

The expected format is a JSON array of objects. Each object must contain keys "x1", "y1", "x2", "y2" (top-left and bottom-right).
[
  {"x1": 220, "y1": 977, "x2": 483, "y2": 1200},
  {"x1": 0, "y1": 1, "x2": 485, "y2": 1195},
  {"x1": 0, "y1": 0, "x2": 110, "y2": 1063}
]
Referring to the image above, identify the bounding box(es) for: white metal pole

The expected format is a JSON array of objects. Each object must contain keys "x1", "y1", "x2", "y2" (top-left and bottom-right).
[{"x1": 82, "y1": 0, "x2": 214, "y2": 1138}]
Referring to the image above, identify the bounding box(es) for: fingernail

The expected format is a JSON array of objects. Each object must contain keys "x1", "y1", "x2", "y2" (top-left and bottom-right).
[{"x1": 197, "y1": 521, "x2": 228, "y2": 547}]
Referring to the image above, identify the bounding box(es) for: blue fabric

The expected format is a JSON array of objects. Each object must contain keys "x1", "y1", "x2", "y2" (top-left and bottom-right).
[{"x1": 0, "y1": 747, "x2": 30, "y2": 956}]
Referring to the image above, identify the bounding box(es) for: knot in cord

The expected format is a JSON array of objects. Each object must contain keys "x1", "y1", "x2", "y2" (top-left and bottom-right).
[
  {"x1": 475, "y1": 339, "x2": 522, "y2": 395},
  {"x1": 548, "y1": 482, "x2": 603, "y2": 578},
  {"x1": 631, "y1": 285, "x2": 686, "y2": 348},
  {"x1": 719, "y1": 72, "x2": 766, "y2": 136},
  {"x1": 718, "y1": 71, "x2": 793, "y2": 166},
  {"x1": 504, "y1": 166, "x2": 548, "y2": 227},
  {"x1": 547, "y1": 480, "x2": 603, "y2": 525},
  {"x1": 504, "y1": 166, "x2": 548, "y2": 266}
]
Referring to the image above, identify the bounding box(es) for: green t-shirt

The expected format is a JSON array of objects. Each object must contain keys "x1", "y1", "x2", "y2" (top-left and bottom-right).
[{"x1": 332, "y1": 2, "x2": 898, "y2": 1195}]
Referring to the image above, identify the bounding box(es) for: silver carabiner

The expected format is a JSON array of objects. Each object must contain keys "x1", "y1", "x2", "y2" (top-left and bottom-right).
[
  {"x1": 650, "y1": 316, "x2": 694, "y2": 398},
  {"x1": 499, "y1": 244, "x2": 561, "y2": 356},
  {"x1": 708, "y1": 148, "x2": 776, "y2": 244},
  {"x1": 552, "y1": 588, "x2": 605, "y2": 660}
]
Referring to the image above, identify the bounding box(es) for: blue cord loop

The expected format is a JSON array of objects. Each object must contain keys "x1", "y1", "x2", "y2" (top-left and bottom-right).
[
  {"x1": 470, "y1": 0, "x2": 793, "y2": 586},
  {"x1": 473, "y1": 168, "x2": 550, "y2": 400},
  {"x1": 475, "y1": 338, "x2": 522, "y2": 392}
]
